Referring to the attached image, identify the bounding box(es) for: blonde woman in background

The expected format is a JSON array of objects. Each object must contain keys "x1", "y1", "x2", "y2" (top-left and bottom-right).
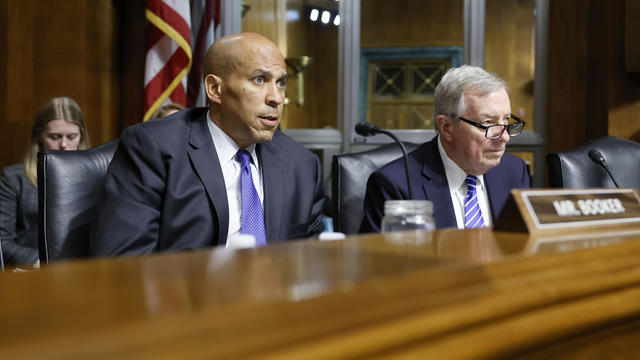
[
  {"x1": 0, "y1": 97, "x2": 90, "y2": 265},
  {"x1": 150, "y1": 102, "x2": 185, "y2": 119}
]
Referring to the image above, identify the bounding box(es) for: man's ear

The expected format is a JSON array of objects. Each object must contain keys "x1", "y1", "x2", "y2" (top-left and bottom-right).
[
  {"x1": 204, "y1": 74, "x2": 222, "y2": 105},
  {"x1": 436, "y1": 114, "x2": 454, "y2": 141}
]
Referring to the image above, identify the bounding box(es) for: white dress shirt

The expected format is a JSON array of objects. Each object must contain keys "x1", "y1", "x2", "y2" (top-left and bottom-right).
[
  {"x1": 437, "y1": 136, "x2": 493, "y2": 229},
  {"x1": 207, "y1": 113, "x2": 264, "y2": 244}
]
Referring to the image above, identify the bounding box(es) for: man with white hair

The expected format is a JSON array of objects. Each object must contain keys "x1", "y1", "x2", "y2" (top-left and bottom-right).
[{"x1": 360, "y1": 65, "x2": 530, "y2": 232}]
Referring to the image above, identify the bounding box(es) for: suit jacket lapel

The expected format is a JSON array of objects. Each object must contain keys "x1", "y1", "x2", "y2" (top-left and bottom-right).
[
  {"x1": 420, "y1": 137, "x2": 457, "y2": 228},
  {"x1": 258, "y1": 139, "x2": 284, "y2": 242},
  {"x1": 484, "y1": 168, "x2": 501, "y2": 220},
  {"x1": 187, "y1": 114, "x2": 229, "y2": 246}
]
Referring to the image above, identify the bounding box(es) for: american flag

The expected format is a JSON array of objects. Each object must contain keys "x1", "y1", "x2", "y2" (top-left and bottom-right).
[{"x1": 143, "y1": 0, "x2": 220, "y2": 122}]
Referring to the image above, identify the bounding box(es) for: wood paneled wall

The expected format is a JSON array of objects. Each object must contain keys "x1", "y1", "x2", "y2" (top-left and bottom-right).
[
  {"x1": 280, "y1": 0, "x2": 310, "y2": 129},
  {"x1": 607, "y1": 1, "x2": 640, "y2": 141},
  {"x1": 485, "y1": 0, "x2": 535, "y2": 128},
  {"x1": 284, "y1": 0, "x2": 338, "y2": 130},
  {"x1": 626, "y1": 0, "x2": 640, "y2": 73},
  {"x1": 243, "y1": 0, "x2": 339, "y2": 129},
  {"x1": 112, "y1": 0, "x2": 146, "y2": 134},
  {"x1": 547, "y1": 0, "x2": 640, "y2": 153},
  {"x1": 2, "y1": 0, "x2": 639, "y2": 167},
  {"x1": 242, "y1": 0, "x2": 287, "y2": 56},
  {"x1": 0, "y1": 0, "x2": 118, "y2": 168},
  {"x1": 361, "y1": 0, "x2": 463, "y2": 48},
  {"x1": 303, "y1": 19, "x2": 338, "y2": 129}
]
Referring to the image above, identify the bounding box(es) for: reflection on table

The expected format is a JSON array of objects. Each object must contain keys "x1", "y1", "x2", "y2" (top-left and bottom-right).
[{"x1": 2, "y1": 228, "x2": 640, "y2": 358}]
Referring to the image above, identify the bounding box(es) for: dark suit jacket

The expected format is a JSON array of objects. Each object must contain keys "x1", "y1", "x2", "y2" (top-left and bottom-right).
[
  {"x1": 90, "y1": 108, "x2": 324, "y2": 256},
  {"x1": 359, "y1": 135, "x2": 530, "y2": 233},
  {"x1": 0, "y1": 163, "x2": 39, "y2": 265}
]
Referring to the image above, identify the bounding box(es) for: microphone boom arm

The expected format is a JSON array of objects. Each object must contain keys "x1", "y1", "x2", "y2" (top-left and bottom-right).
[
  {"x1": 378, "y1": 129, "x2": 414, "y2": 199},
  {"x1": 601, "y1": 163, "x2": 620, "y2": 188},
  {"x1": 588, "y1": 149, "x2": 621, "y2": 189}
]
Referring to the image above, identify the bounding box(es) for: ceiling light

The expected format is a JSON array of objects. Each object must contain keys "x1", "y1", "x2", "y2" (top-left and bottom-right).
[
  {"x1": 310, "y1": 8, "x2": 319, "y2": 21},
  {"x1": 321, "y1": 10, "x2": 330, "y2": 24}
]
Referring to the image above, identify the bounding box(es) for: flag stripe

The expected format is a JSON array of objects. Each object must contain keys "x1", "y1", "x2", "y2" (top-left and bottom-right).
[
  {"x1": 146, "y1": 1, "x2": 191, "y2": 45},
  {"x1": 146, "y1": 25, "x2": 165, "y2": 52},
  {"x1": 145, "y1": 9, "x2": 192, "y2": 61},
  {"x1": 187, "y1": 0, "x2": 217, "y2": 106},
  {"x1": 213, "y1": 0, "x2": 220, "y2": 27},
  {"x1": 146, "y1": 49, "x2": 190, "y2": 96},
  {"x1": 144, "y1": 0, "x2": 219, "y2": 121},
  {"x1": 143, "y1": 0, "x2": 192, "y2": 122},
  {"x1": 144, "y1": 34, "x2": 179, "y2": 86},
  {"x1": 144, "y1": 45, "x2": 190, "y2": 119}
]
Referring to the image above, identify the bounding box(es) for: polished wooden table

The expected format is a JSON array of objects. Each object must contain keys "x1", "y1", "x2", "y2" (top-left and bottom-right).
[{"x1": 2, "y1": 228, "x2": 640, "y2": 358}]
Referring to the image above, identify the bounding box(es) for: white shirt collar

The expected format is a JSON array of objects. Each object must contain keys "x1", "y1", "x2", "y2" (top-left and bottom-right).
[
  {"x1": 206, "y1": 111, "x2": 258, "y2": 165},
  {"x1": 437, "y1": 135, "x2": 486, "y2": 191}
]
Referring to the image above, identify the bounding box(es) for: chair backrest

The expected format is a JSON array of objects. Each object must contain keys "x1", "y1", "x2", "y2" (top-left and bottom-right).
[
  {"x1": 37, "y1": 140, "x2": 118, "y2": 264},
  {"x1": 332, "y1": 142, "x2": 419, "y2": 234},
  {"x1": 0, "y1": 235, "x2": 4, "y2": 271},
  {"x1": 546, "y1": 136, "x2": 640, "y2": 188}
]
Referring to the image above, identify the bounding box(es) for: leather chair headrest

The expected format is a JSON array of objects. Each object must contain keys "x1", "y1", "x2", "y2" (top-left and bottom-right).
[
  {"x1": 38, "y1": 139, "x2": 118, "y2": 263},
  {"x1": 547, "y1": 136, "x2": 640, "y2": 188},
  {"x1": 332, "y1": 142, "x2": 418, "y2": 234}
]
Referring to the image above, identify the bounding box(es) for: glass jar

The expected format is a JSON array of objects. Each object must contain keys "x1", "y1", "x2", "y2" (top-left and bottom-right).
[{"x1": 381, "y1": 200, "x2": 435, "y2": 232}]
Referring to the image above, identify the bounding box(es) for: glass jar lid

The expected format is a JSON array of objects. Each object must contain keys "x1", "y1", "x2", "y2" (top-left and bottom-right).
[{"x1": 384, "y1": 200, "x2": 433, "y2": 215}]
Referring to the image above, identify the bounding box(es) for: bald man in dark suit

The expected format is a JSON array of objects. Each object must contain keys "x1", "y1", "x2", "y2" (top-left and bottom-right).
[{"x1": 91, "y1": 33, "x2": 324, "y2": 255}]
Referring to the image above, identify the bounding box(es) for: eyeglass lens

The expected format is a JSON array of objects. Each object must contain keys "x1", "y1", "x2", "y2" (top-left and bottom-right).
[
  {"x1": 486, "y1": 122, "x2": 524, "y2": 139},
  {"x1": 507, "y1": 121, "x2": 524, "y2": 136}
]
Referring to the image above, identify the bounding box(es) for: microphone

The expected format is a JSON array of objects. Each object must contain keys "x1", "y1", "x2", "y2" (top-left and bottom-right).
[
  {"x1": 588, "y1": 149, "x2": 620, "y2": 188},
  {"x1": 355, "y1": 122, "x2": 414, "y2": 199},
  {"x1": 354, "y1": 122, "x2": 380, "y2": 137}
]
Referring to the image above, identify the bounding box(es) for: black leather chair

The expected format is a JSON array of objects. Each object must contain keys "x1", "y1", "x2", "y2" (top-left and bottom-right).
[
  {"x1": 546, "y1": 136, "x2": 640, "y2": 188},
  {"x1": 37, "y1": 140, "x2": 118, "y2": 264},
  {"x1": 332, "y1": 142, "x2": 419, "y2": 234},
  {"x1": 0, "y1": 235, "x2": 4, "y2": 271}
]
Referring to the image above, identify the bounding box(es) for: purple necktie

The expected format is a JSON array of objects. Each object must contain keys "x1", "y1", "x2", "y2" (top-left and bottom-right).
[
  {"x1": 236, "y1": 150, "x2": 267, "y2": 247},
  {"x1": 464, "y1": 175, "x2": 485, "y2": 228}
]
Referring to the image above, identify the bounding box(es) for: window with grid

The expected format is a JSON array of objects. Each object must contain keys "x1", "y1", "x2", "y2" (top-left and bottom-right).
[{"x1": 367, "y1": 59, "x2": 449, "y2": 130}]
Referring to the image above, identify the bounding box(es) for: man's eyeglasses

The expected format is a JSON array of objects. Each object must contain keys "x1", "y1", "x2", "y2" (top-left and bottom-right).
[{"x1": 457, "y1": 114, "x2": 526, "y2": 140}]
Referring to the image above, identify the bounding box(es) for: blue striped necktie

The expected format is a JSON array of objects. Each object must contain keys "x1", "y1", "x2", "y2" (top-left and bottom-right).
[
  {"x1": 236, "y1": 150, "x2": 267, "y2": 247},
  {"x1": 464, "y1": 175, "x2": 485, "y2": 228}
]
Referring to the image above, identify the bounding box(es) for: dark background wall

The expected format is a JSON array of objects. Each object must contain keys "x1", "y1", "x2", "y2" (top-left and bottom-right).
[
  {"x1": 546, "y1": 0, "x2": 640, "y2": 154},
  {"x1": 1, "y1": 0, "x2": 639, "y2": 172}
]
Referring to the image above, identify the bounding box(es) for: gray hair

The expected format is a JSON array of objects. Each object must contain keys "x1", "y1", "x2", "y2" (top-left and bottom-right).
[{"x1": 433, "y1": 65, "x2": 507, "y2": 121}]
